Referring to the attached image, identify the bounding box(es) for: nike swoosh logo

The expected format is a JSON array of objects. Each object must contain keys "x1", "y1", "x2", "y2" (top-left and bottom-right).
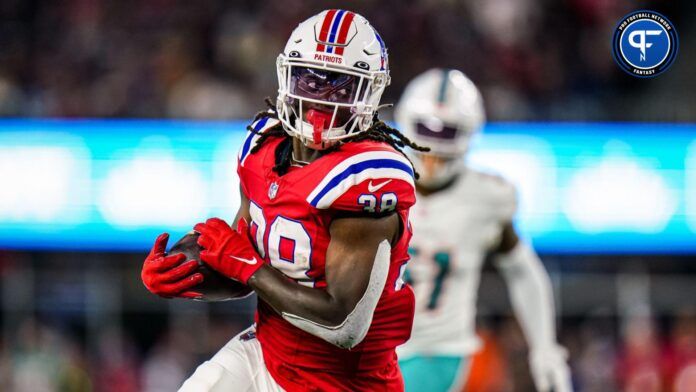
[
  {"x1": 368, "y1": 179, "x2": 392, "y2": 193},
  {"x1": 230, "y1": 255, "x2": 258, "y2": 265}
]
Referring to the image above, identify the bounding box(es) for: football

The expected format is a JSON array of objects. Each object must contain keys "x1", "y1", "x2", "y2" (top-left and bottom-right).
[{"x1": 169, "y1": 232, "x2": 253, "y2": 301}]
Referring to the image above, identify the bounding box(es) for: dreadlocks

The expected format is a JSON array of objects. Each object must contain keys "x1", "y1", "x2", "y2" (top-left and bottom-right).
[{"x1": 248, "y1": 98, "x2": 430, "y2": 178}]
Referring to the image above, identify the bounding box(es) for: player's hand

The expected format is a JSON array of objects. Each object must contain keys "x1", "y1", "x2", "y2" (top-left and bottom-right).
[
  {"x1": 141, "y1": 233, "x2": 204, "y2": 299},
  {"x1": 193, "y1": 217, "x2": 263, "y2": 284},
  {"x1": 529, "y1": 345, "x2": 573, "y2": 392}
]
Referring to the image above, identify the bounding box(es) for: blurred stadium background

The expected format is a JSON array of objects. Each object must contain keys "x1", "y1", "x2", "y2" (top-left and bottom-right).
[{"x1": 0, "y1": 1, "x2": 695, "y2": 391}]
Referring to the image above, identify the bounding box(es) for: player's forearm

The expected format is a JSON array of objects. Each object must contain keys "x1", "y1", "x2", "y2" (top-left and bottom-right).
[
  {"x1": 249, "y1": 239, "x2": 391, "y2": 349},
  {"x1": 234, "y1": 190, "x2": 346, "y2": 322},
  {"x1": 495, "y1": 242, "x2": 558, "y2": 349},
  {"x1": 248, "y1": 265, "x2": 355, "y2": 326}
]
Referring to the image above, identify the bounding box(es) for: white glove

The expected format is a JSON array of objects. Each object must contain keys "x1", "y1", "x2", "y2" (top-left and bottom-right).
[{"x1": 529, "y1": 345, "x2": 573, "y2": 392}]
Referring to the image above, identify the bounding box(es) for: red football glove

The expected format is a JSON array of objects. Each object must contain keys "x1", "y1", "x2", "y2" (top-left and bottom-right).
[
  {"x1": 193, "y1": 217, "x2": 263, "y2": 284},
  {"x1": 141, "y1": 233, "x2": 204, "y2": 299}
]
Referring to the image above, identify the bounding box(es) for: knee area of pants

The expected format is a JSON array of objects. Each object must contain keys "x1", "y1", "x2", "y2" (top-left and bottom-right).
[{"x1": 179, "y1": 361, "x2": 225, "y2": 391}]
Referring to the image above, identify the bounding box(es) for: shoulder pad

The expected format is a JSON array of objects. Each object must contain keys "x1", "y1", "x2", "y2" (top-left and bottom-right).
[
  {"x1": 306, "y1": 148, "x2": 416, "y2": 213},
  {"x1": 471, "y1": 169, "x2": 518, "y2": 221},
  {"x1": 238, "y1": 115, "x2": 281, "y2": 166}
]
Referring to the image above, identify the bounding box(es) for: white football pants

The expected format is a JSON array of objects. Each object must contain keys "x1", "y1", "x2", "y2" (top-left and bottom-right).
[{"x1": 179, "y1": 325, "x2": 285, "y2": 392}]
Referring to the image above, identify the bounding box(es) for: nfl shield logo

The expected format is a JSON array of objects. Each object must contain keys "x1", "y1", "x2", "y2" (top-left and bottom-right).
[{"x1": 268, "y1": 182, "x2": 279, "y2": 199}]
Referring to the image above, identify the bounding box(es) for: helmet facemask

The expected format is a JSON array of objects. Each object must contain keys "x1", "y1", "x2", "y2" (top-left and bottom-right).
[
  {"x1": 276, "y1": 56, "x2": 388, "y2": 150},
  {"x1": 413, "y1": 117, "x2": 475, "y2": 157},
  {"x1": 409, "y1": 119, "x2": 470, "y2": 188}
]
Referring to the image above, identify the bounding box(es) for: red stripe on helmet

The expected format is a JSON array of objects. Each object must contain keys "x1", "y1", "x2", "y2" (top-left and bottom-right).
[
  {"x1": 316, "y1": 9, "x2": 337, "y2": 52},
  {"x1": 334, "y1": 12, "x2": 355, "y2": 55}
]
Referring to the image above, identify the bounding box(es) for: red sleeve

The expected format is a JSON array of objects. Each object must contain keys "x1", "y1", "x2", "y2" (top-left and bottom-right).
[
  {"x1": 305, "y1": 148, "x2": 416, "y2": 215},
  {"x1": 331, "y1": 177, "x2": 415, "y2": 214},
  {"x1": 237, "y1": 115, "x2": 279, "y2": 196}
]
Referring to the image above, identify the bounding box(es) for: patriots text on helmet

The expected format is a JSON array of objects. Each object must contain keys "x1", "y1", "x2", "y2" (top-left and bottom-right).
[{"x1": 314, "y1": 53, "x2": 343, "y2": 64}]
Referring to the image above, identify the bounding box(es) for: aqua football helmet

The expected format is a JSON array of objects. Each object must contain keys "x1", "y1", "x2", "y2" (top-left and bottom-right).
[{"x1": 395, "y1": 68, "x2": 485, "y2": 187}]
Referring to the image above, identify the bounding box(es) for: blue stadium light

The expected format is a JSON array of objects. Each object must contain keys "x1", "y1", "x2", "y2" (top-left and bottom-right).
[{"x1": 0, "y1": 119, "x2": 694, "y2": 254}]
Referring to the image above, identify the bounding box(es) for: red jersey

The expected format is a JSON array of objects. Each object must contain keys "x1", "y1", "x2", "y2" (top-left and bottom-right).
[{"x1": 237, "y1": 116, "x2": 416, "y2": 391}]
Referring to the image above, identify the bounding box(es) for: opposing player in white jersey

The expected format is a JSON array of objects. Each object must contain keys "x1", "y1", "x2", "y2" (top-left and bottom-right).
[{"x1": 395, "y1": 69, "x2": 573, "y2": 392}]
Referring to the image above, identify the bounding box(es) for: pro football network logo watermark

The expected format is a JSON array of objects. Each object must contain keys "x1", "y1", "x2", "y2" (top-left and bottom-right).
[{"x1": 612, "y1": 10, "x2": 678, "y2": 78}]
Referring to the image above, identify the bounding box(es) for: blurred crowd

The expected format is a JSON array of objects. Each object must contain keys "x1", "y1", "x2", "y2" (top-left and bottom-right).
[
  {"x1": 0, "y1": 312, "x2": 694, "y2": 392},
  {"x1": 0, "y1": 317, "x2": 233, "y2": 392},
  {"x1": 0, "y1": 0, "x2": 693, "y2": 122}
]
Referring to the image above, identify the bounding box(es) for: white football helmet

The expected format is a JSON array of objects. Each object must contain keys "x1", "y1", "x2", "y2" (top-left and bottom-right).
[
  {"x1": 276, "y1": 9, "x2": 390, "y2": 150},
  {"x1": 395, "y1": 68, "x2": 485, "y2": 187}
]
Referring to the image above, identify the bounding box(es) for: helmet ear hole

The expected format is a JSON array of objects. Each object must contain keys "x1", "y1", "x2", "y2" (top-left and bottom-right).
[
  {"x1": 354, "y1": 61, "x2": 369, "y2": 70},
  {"x1": 289, "y1": 50, "x2": 301, "y2": 58}
]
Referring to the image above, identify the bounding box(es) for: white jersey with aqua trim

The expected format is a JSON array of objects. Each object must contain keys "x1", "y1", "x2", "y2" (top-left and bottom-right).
[{"x1": 397, "y1": 166, "x2": 517, "y2": 358}]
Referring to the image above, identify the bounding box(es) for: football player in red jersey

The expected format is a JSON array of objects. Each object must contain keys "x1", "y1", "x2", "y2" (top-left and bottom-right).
[{"x1": 140, "y1": 9, "x2": 429, "y2": 392}]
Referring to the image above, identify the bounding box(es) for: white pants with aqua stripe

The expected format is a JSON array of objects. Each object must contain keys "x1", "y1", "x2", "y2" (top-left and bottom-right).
[{"x1": 399, "y1": 355, "x2": 472, "y2": 392}]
